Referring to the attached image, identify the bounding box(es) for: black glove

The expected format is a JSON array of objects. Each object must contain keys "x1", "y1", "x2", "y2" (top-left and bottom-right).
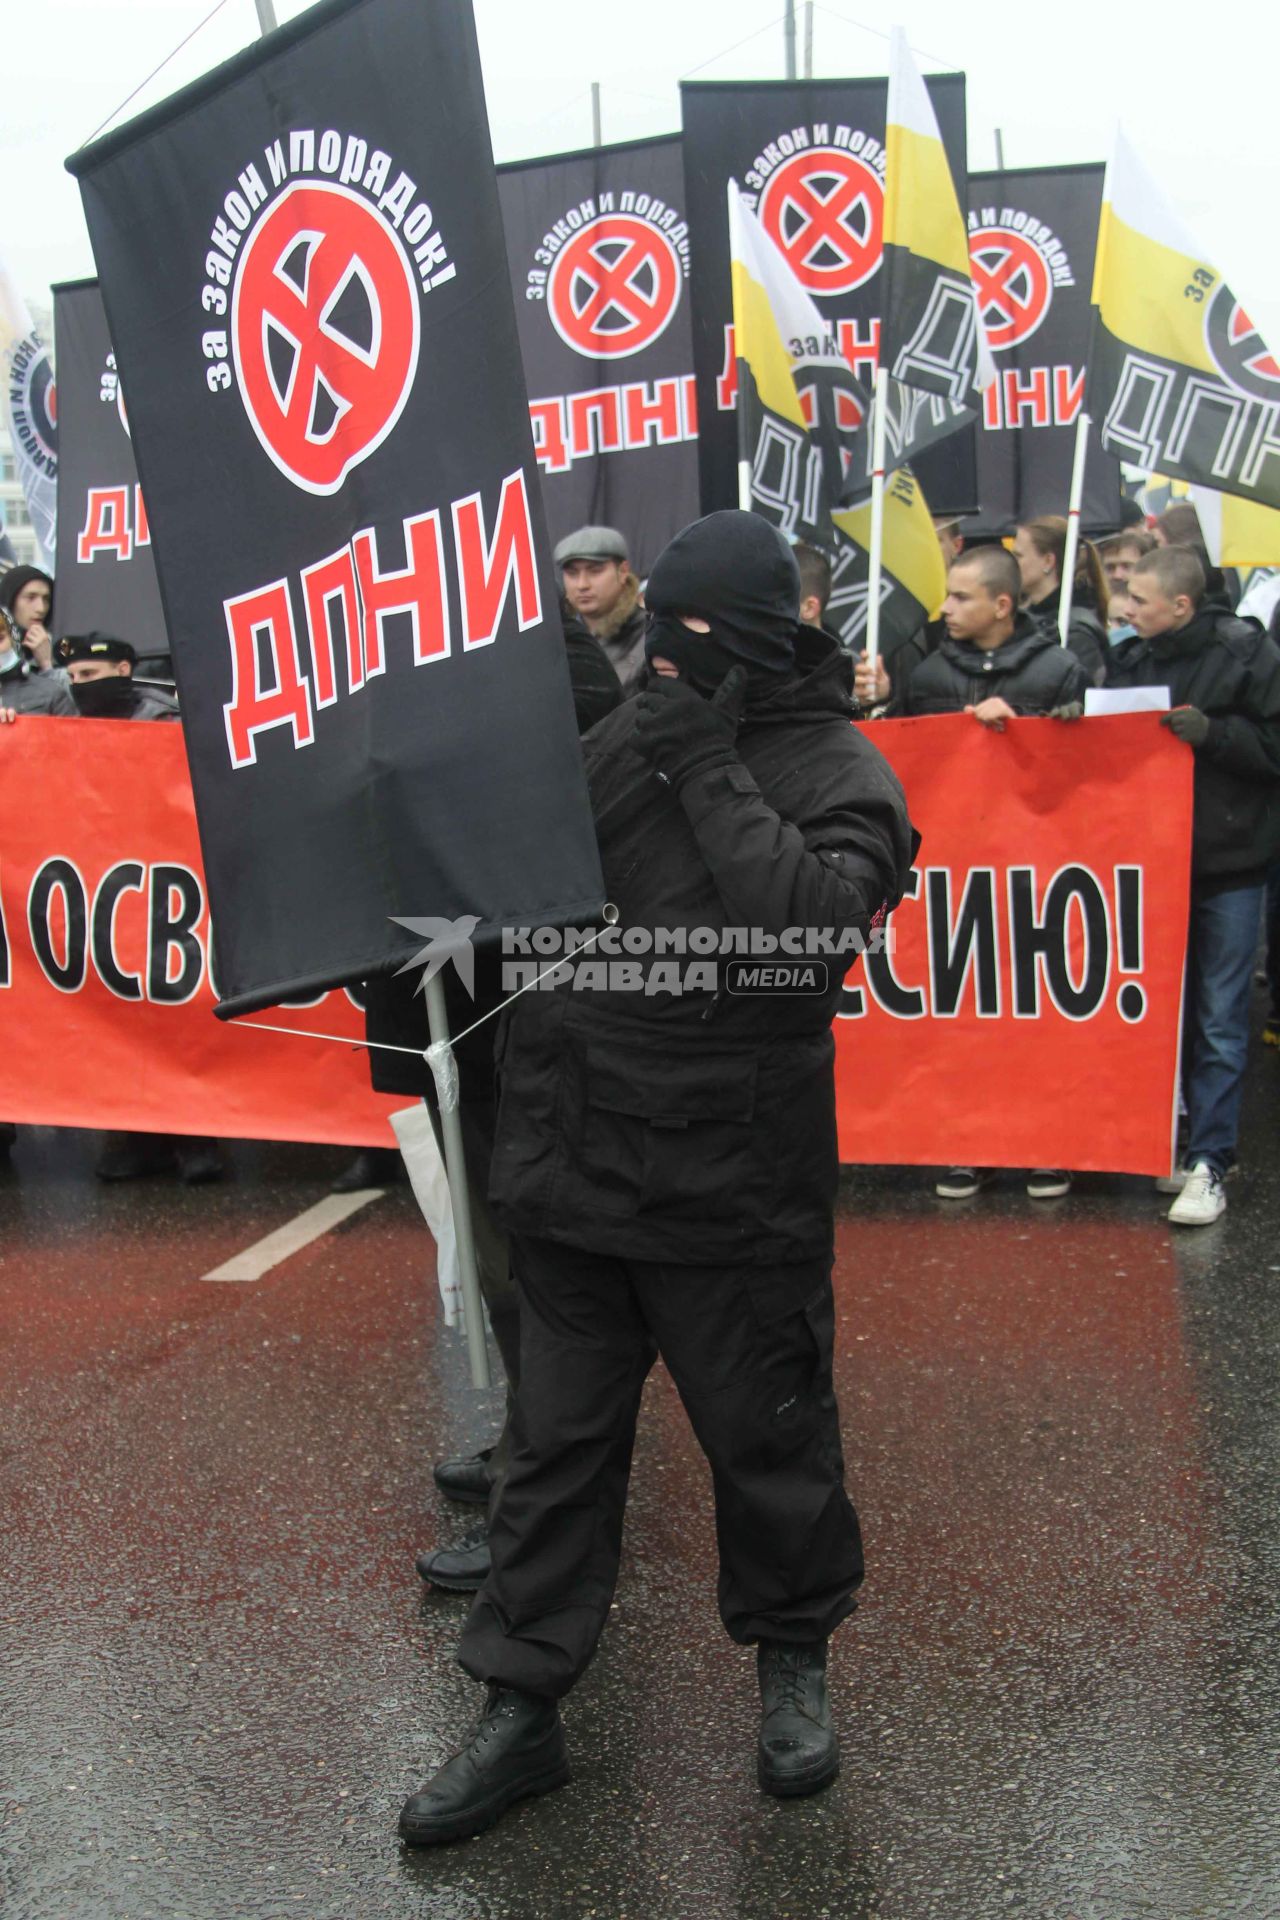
[
  {"x1": 632, "y1": 666, "x2": 749, "y2": 790},
  {"x1": 1161, "y1": 705, "x2": 1210, "y2": 746}
]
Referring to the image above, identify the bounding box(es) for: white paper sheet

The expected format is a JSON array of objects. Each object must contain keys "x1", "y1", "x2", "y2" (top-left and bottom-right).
[{"x1": 1085, "y1": 686, "x2": 1172, "y2": 716}]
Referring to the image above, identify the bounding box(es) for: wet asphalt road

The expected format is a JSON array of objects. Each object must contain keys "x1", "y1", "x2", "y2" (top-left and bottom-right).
[{"x1": 2, "y1": 1022, "x2": 1278, "y2": 1920}]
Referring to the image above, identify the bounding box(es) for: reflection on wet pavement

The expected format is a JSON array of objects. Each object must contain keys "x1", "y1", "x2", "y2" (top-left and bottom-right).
[{"x1": 2, "y1": 1051, "x2": 1278, "y2": 1918}]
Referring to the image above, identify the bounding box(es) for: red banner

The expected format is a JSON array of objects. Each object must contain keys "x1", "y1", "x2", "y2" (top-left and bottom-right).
[
  {"x1": 2, "y1": 714, "x2": 1192, "y2": 1172},
  {"x1": 0, "y1": 719, "x2": 401, "y2": 1146},
  {"x1": 839, "y1": 714, "x2": 1193, "y2": 1176}
]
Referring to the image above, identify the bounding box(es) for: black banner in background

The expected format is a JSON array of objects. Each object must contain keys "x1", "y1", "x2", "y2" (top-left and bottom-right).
[
  {"x1": 681, "y1": 75, "x2": 977, "y2": 520},
  {"x1": 68, "y1": 0, "x2": 604, "y2": 1016},
  {"x1": 967, "y1": 165, "x2": 1122, "y2": 536},
  {"x1": 51, "y1": 278, "x2": 168, "y2": 661},
  {"x1": 497, "y1": 135, "x2": 699, "y2": 577}
]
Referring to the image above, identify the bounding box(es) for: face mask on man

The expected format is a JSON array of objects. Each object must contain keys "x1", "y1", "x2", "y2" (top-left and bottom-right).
[{"x1": 71, "y1": 676, "x2": 136, "y2": 718}]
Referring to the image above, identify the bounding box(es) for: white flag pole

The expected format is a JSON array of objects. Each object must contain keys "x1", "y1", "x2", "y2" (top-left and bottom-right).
[
  {"x1": 727, "y1": 179, "x2": 754, "y2": 513},
  {"x1": 423, "y1": 974, "x2": 491, "y2": 1390},
  {"x1": 1058, "y1": 409, "x2": 1091, "y2": 646},
  {"x1": 866, "y1": 364, "x2": 889, "y2": 667}
]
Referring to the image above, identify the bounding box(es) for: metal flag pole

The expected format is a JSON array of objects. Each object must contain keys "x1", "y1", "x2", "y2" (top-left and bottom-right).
[
  {"x1": 254, "y1": 0, "x2": 278, "y2": 32},
  {"x1": 1058, "y1": 409, "x2": 1091, "y2": 646},
  {"x1": 591, "y1": 81, "x2": 602, "y2": 147},
  {"x1": 865, "y1": 364, "x2": 889, "y2": 668},
  {"x1": 784, "y1": 0, "x2": 796, "y2": 78},
  {"x1": 727, "y1": 180, "x2": 753, "y2": 512},
  {"x1": 803, "y1": 0, "x2": 814, "y2": 77},
  {"x1": 423, "y1": 973, "x2": 491, "y2": 1390}
]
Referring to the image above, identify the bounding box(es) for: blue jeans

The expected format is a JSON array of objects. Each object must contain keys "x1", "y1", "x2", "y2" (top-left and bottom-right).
[
  {"x1": 1265, "y1": 862, "x2": 1280, "y2": 1021},
  {"x1": 1184, "y1": 882, "x2": 1265, "y2": 1174}
]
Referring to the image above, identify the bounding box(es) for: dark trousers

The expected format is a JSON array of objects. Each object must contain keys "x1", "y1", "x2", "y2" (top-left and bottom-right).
[
  {"x1": 1184, "y1": 882, "x2": 1265, "y2": 1174},
  {"x1": 457, "y1": 1234, "x2": 863, "y2": 1699}
]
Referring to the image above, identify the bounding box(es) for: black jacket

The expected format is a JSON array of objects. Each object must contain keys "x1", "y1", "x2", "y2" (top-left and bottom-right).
[
  {"x1": 1027, "y1": 588, "x2": 1109, "y2": 687},
  {"x1": 902, "y1": 614, "x2": 1088, "y2": 716},
  {"x1": 1108, "y1": 608, "x2": 1280, "y2": 887},
  {"x1": 488, "y1": 627, "x2": 915, "y2": 1266}
]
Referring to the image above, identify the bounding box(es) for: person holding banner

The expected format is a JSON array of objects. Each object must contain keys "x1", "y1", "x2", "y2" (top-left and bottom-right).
[
  {"x1": 1112, "y1": 547, "x2": 1280, "y2": 1224},
  {"x1": 1012, "y1": 518, "x2": 1110, "y2": 686},
  {"x1": 398, "y1": 511, "x2": 914, "y2": 1846},
  {"x1": 897, "y1": 544, "x2": 1088, "y2": 1203}
]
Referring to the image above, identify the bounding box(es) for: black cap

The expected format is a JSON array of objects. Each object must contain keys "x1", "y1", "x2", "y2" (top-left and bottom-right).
[{"x1": 56, "y1": 632, "x2": 136, "y2": 666}]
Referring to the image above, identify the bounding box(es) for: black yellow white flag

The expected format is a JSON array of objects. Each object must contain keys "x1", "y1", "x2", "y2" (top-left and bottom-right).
[
  {"x1": 831, "y1": 465, "x2": 947, "y2": 651},
  {"x1": 728, "y1": 180, "x2": 964, "y2": 530},
  {"x1": 1189, "y1": 485, "x2": 1280, "y2": 568},
  {"x1": 728, "y1": 180, "x2": 947, "y2": 653},
  {"x1": 881, "y1": 26, "x2": 994, "y2": 408},
  {"x1": 1090, "y1": 129, "x2": 1280, "y2": 510}
]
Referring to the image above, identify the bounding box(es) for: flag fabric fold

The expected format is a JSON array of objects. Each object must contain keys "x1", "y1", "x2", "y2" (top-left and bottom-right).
[
  {"x1": 880, "y1": 26, "x2": 995, "y2": 408},
  {"x1": 1090, "y1": 129, "x2": 1280, "y2": 509},
  {"x1": 728, "y1": 181, "x2": 945, "y2": 655}
]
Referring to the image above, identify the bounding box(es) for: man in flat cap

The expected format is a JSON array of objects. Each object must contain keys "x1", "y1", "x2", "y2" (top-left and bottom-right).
[
  {"x1": 55, "y1": 634, "x2": 179, "y2": 721},
  {"x1": 399, "y1": 510, "x2": 915, "y2": 1845},
  {"x1": 553, "y1": 525, "x2": 647, "y2": 696}
]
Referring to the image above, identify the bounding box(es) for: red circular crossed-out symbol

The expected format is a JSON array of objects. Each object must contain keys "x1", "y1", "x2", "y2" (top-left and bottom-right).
[
  {"x1": 548, "y1": 214, "x2": 681, "y2": 359},
  {"x1": 968, "y1": 227, "x2": 1053, "y2": 351},
  {"x1": 759, "y1": 148, "x2": 884, "y2": 297},
  {"x1": 1205, "y1": 289, "x2": 1280, "y2": 403},
  {"x1": 232, "y1": 181, "x2": 419, "y2": 495}
]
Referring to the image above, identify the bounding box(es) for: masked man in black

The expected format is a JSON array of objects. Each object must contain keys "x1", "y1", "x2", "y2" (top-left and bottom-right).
[{"x1": 399, "y1": 511, "x2": 914, "y2": 1845}]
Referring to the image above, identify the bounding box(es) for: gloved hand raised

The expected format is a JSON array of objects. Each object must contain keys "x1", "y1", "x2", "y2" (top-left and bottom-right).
[{"x1": 632, "y1": 665, "x2": 749, "y2": 790}]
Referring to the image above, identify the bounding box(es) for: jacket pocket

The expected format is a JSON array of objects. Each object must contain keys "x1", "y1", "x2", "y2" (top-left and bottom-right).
[{"x1": 564, "y1": 1042, "x2": 759, "y2": 1221}]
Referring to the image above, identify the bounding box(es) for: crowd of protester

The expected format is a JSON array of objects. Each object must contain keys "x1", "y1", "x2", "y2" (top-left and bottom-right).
[{"x1": 4, "y1": 496, "x2": 1279, "y2": 1219}]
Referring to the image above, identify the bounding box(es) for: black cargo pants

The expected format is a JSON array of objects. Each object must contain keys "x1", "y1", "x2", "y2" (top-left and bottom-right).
[{"x1": 456, "y1": 1232, "x2": 863, "y2": 1698}]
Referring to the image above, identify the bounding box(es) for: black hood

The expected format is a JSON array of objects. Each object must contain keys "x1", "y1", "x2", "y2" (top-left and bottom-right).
[
  {"x1": 645, "y1": 510, "x2": 801, "y2": 682},
  {"x1": 745, "y1": 622, "x2": 855, "y2": 725},
  {"x1": 0, "y1": 564, "x2": 54, "y2": 623}
]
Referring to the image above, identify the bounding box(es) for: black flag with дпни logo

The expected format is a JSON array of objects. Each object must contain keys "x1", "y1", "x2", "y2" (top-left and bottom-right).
[
  {"x1": 66, "y1": 0, "x2": 604, "y2": 1017},
  {"x1": 52, "y1": 278, "x2": 169, "y2": 665}
]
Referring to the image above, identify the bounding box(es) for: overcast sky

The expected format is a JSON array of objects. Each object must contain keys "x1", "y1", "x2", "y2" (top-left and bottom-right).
[{"x1": 7, "y1": 0, "x2": 1280, "y2": 353}]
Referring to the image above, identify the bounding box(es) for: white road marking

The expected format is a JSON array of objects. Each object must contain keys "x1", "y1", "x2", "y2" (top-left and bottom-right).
[{"x1": 201, "y1": 1188, "x2": 385, "y2": 1283}]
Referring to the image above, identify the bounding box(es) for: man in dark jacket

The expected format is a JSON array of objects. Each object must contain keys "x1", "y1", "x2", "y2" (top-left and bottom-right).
[
  {"x1": 398, "y1": 511, "x2": 914, "y2": 1846},
  {"x1": 1111, "y1": 547, "x2": 1280, "y2": 1226},
  {"x1": 899, "y1": 546, "x2": 1087, "y2": 1203},
  {"x1": 553, "y1": 525, "x2": 648, "y2": 696},
  {"x1": 902, "y1": 544, "x2": 1088, "y2": 722}
]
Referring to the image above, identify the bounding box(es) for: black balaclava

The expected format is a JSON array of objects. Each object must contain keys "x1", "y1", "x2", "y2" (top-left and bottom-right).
[
  {"x1": 71, "y1": 676, "x2": 138, "y2": 719},
  {"x1": 0, "y1": 564, "x2": 55, "y2": 633},
  {"x1": 644, "y1": 511, "x2": 800, "y2": 696}
]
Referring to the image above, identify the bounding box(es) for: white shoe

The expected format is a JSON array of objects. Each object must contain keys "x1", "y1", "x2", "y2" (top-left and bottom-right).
[
  {"x1": 1155, "y1": 1163, "x2": 1190, "y2": 1195},
  {"x1": 1168, "y1": 1162, "x2": 1226, "y2": 1227}
]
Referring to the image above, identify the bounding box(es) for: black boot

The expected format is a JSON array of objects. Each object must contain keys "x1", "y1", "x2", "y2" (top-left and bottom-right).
[
  {"x1": 415, "y1": 1528, "x2": 491, "y2": 1592},
  {"x1": 331, "y1": 1146, "x2": 401, "y2": 1193},
  {"x1": 398, "y1": 1687, "x2": 569, "y2": 1846},
  {"x1": 433, "y1": 1446, "x2": 493, "y2": 1505},
  {"x1": 757, "y1": 1640, "x2": 839, "y2": 1798}
]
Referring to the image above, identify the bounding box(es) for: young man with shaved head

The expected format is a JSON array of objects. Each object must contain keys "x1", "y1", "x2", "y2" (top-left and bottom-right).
[
  {"x1": 1111, "y1": 546, "x2": 1280, "y2": 1224},
  {"x1": 900, "y1": 543, "x2": 1087, "y2": 1203}
]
